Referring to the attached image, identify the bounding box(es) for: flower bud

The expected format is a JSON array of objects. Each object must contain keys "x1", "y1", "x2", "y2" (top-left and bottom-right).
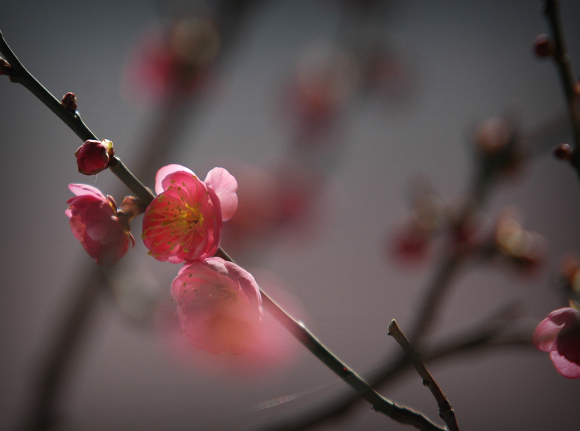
[
  {"x1": 75, "y1": 139, "x2": 114, "y2": 175},
  {"x1": 0, "y1": 57, "x2": 14, "y2": 76},
  {"x1": 553, "y1": 143, "x2": 574, "y2": 161},
  {"x1": 476, "y1": 116, "x2": 512, "y2": 154},
  {"x1": 533, "y1": 34, "x2": 554, "y2": 58},
  {"x1": 61, "y1": 92, "x2": 77, "y2": 112}
]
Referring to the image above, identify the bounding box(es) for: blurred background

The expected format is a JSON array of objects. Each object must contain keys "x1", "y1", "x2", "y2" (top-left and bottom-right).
[{"x1": 2, "y1": 0, "x2": 580, "y2": 430}]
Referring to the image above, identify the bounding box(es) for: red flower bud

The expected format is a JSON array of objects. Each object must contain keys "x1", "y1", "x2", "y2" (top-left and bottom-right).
[
  {"x1": 553, "y1": 143, "x2": 574, "y2": 161},
  {"x1": 75, "y1": 139, "x2": 115, "y2": 175},
  {"x1": 61, "y1": 92, "x2": 78, "y2": 112},
  {"x1": 533, "y1": 34, "x2": 554, "y2": 58}
]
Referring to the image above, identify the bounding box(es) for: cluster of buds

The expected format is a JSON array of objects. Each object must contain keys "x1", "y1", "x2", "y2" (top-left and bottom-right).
[
  {"x1": 123, "y1": 15, "x2": 221, "y2": 103},
  {"x1": 492, "y1": 207, "x2": 546, "y2": 272},
  {"x1": 389, "y1": 181, "x2": 447, "y2": 265}
]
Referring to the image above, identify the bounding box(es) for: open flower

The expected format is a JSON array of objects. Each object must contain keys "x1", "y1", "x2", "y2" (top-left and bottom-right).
[
  {"x1": 171, "y1": 257, "x2": 262, "y2": 355},
  {"x1": 66, "y1": 184, "x2": 135, "y2": 266},
  {"x1": 533, "y1": 307, "x2": 580, "y2": 379},
  {"x1": 142, "y1": 165, "x2": 237, "y2": 263}
]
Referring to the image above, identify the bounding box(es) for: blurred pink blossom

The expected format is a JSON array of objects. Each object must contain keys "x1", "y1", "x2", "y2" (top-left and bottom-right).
[
  {"x1": 75, "y1": 139, "x2": 114, "y2": 175},
  {"x1": 142, "y1": 164, "x2": 237, "y2": 263},
  {"x1": 533, "y1": 307, "x2": 580, "y2": 379},
  {"x1": 171, "y1": 257, "x2": 262, "y2": 355},
  {"x1": 121, "y1": 17, "x2": 220, "y2": 104},
  {"x1": 158, "y1": 268, "x2": 302, "y2": 376},
  {"x1": 66, "y1": 184, "x2": 134, "y2": 266}
]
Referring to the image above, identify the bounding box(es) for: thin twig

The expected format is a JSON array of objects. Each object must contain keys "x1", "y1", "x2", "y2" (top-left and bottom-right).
[
  {"x1": 389, "y1": 320, "x2": 460, "y2": 431},
  {"x1": 248, "y1": 305, "x2": 532, "y2": 431},
  {"x1": 1, "y1": 31, "x2": 445, "y2": 431},
  {"x1": 542, "y1": 0, "x2": 580, "y2": 175}
]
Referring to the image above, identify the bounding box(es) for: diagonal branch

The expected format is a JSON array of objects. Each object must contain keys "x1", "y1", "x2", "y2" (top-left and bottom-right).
[{"x1": 1, "y1": 31, "x2": 445, "y2": 431}]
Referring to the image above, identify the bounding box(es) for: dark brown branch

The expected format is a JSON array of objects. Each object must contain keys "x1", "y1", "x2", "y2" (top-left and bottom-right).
[
  {"x1": 389, "y1": 320, "x2": 460, "y2": 431},
  {"x1": 542, "y1": 0, "x2": 580, "y2": 175}
]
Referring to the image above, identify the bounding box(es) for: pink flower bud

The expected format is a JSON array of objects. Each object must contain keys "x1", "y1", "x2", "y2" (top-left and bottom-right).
[
  {"x1": 75, "y1": 139, "x2": 114, "y2": 175},
  {"x1": 65, "y1": 184, "x2": 135, "y2": 266}
]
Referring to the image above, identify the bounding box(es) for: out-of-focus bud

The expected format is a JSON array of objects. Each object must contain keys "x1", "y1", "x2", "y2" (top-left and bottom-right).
[
  {"x1": 61, "y1": 92, "x2": 77, "y2": 112},
  {"x1": 389, "y1": 218, "x2": 431, "y2": 266},
  {"x1": 475, "y1": 116, "x2": 527, "y2": 178},
  {"x1": 476, "y1": 116, "x2": 512, "y2": 155},
  {"x1": 75, "y1": 139, "x2": 115, "y2": 175},
  {"x1": 285, "y1": 39, "x2": 360, "y2": 132},
  {"x1": 558, "y1": 252, "x2": 580, "y2": 308},
  {"x1": 170, "y1": 16, "x2": 221, "y2": 68},
  {"x1": 533, "y1": 34, "x2": 554, "y2": 58},
  {"x1": 553, "y1": 143, "x2": 575, "y2": 161},
  {"x1": 494, "y1": 207, "x2": 547, "y2": 271},
  {"x1": 122, "y1": 16, "x2": 221, "y2": 104}
]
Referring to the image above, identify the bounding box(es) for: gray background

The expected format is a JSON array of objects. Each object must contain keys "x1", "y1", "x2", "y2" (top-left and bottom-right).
[{"x1": 2, "y1": 1, "x2": 580, "y2": 430}]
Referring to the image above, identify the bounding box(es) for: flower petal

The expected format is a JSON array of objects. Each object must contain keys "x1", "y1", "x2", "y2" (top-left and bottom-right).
[
  {"x1": 550, "y1": 350, "x2": 580, "y2": 379},
  {"x1": 68, "y1": 183, "x2": 106, "y2": 200},
  {"x1": 155, "y1": 164, "x2": 195, "y2": 195},
  {"x1": 533, "y1": 316, "x2": 563, "y2": 352},
  {"x1": 533, "y1": 307, "x2": 580, "y2": 352},
  {"x1": 204, "y1": 167, "x2": 238, "y2": 221},
  {"x1": 171, "y1": 258, "x2": 262, "y2": 355}
]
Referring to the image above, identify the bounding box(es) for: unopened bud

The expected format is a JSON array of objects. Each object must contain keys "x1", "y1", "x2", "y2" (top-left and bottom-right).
[
  {"x1": 0, "y1": 57, "x2": 14, "y2": 76},
  {"x1": 533, "y1": 34, "x2": 554, "y2": 58},
  {"x1": 75, "y1": 139, "x2": 115, "y2": 175},
  {"x1": 61, "y1": 92, "x2": 77, "y2": 112},
  {"x1": 553, "y1": 143, "x2": 574, "y2": 161},
  {"x1": 476, "y1": 116, "x2": 512, "y2": 154}
]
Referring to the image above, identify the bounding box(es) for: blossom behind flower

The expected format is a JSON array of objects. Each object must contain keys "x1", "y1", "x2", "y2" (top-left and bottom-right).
[
  {"x1": 533, "y1": 307, "x2": 580, "y2": 379},
  {"x1": 171, "y1": 257, "x2": 262, "y2": 355},
  {"x1": 142, "y1": 164, "x2": 237, "y2": 263},
  {"x1": 66, "y1": 184, "x2": 134, "y2": 266}
]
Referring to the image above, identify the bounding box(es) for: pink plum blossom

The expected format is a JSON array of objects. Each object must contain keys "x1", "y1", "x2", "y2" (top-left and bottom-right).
[
  {"x1": 533, "y1": 307, "x2": 580, "y2": 379},
  {"x1": 142, "y1": 164, "x2": 237, "y2": 263},
  {"x1": 171, "y1": 257, "x2": 262, "y2": 355},
  {"x1": 66, "y1": 184, "x2": 135, "y2": 266}
]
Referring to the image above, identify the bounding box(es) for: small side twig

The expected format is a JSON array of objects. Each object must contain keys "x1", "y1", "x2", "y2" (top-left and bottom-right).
[{"x1": 389, "y1": 320, "x2": 460, "y2": 431}]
